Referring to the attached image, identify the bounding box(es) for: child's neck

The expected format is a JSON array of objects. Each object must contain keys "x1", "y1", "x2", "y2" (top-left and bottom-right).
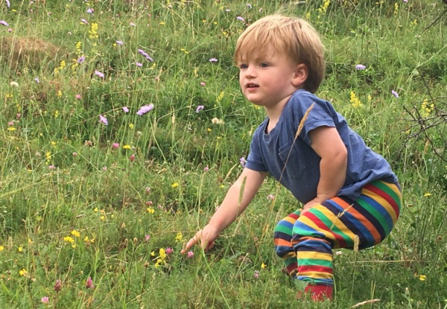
[{"x1": 264, "y1": 97, "x2": 290, "y2": 133}]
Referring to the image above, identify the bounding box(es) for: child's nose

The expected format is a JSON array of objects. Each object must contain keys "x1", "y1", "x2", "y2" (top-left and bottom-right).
[{"x1": 244, "y1": 66, "x2": 256, "y2": 77}]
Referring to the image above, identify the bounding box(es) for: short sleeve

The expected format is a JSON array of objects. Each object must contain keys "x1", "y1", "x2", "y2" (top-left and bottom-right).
[{"x1": 245, "y1": 127, "x2": 268, "y2": 172}]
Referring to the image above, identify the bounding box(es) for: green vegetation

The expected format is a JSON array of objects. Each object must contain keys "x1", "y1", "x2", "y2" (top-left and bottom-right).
[{"x1": 0, "y1": 0, "x2": 446, "y2": 308}]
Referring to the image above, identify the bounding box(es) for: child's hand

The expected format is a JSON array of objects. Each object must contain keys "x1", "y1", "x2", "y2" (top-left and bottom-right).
[
  {"x1": 301, "y1": 198, "x2": 323, "y2": 215},
  {"x1": 180, "y1": 224, "x2": 219, "y2": 254}
]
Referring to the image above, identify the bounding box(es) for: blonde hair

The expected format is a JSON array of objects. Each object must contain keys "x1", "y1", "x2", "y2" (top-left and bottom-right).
[{"x1": 234, "y1": 15, "x2": 325, "y2": 93}]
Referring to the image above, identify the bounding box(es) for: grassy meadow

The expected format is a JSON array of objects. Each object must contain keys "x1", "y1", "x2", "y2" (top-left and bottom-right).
[{"x1": 0, "y1": 0, "x2": 446, "y2": 308}]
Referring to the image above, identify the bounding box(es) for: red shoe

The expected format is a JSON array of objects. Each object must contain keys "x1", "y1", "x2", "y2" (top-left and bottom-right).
[{"x1": 297, "y1": 284, "x2": 333, "y2": 301}]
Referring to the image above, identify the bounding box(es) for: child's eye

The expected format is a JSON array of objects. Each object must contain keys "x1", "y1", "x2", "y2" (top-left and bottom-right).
[
  {"x1": 260, "y1": 63, "x2": 269, "y2": 68},
  {"x1": 239, "y1": 64, "x2": 248, "y2": 69}
]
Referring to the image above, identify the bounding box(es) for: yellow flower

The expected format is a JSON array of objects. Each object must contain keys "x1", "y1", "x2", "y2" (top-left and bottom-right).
[
  {"x1": 123, "y1": 144, "x2": 131, "y2": 149},
  {"x1": 17, "y1": 246, "x2": 23, "y2": 253},
  {"x1": 64, "y1": 236, "x2": 74, "y2": 243},
  {"x1": 171, "y1": 182, "x2": 179, "y2": 188},
  {"x1": 19, "y1": 269, "x2": 27, "y2": 276},
  {"x1": 159, "y1": 248, "x2": 166, "y2": 260},
  {"x1": 147, "y1": 207, "x2": 155, "y2": 214},
  {"x1": 419, "y1": 275, "x2": 426, "y2": 281},
  {"x1": 261, "y1": 263, "x2": 267, "y2": 269},
  {"x1": 175, "y1": 232, "x2": 183, "y2": 242},
  {"x1": 151, "y1": 251, "x2": 155, "y2": 256},
  {"x1": 7, "y1": 127, "x2": 16, "y2": 131},
  {"x1": 0, "y1": 245, "x2": 4, "y2": 251},
  {"x1": 128, "y1": 123, "x2": 134, "y2": 129},
  {"x1": 71, "y1": 230, "x2": 81, "y2": 238},
  {"x1": 424, "y1": 193, "x2": 432, "y2": 197}
]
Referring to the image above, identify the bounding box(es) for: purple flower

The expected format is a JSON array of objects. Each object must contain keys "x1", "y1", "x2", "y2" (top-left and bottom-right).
[
  {"x1": 81, "y1": 18, "x2": 88, "y2": 24},
  {"x1": 122, "y1": 106, "x2": 129, "y2": 113},
  {"x1": 403, "y1": 0, "x2": 408, "y2": 2},
  {"x1": 236, "y1": 16, "x2": 245, "y2": 22},
  {"x1": 209, "y1": 58, "x2": 218, "y2": 62},
  {"x1": 136, "y1": 104, "x2": 154, "y2": 115},
  {"x1": 391, "y1": 90, "x2": 399, "y2": 98},
  {"x1": 196, "y1": 105, "x2": 204, "y2": 113},
  {"x1": 355, "y1": 64, "x2": 366, "y2": 70},
  {"x1": 240, "y1": 157, "x2": 246, "y2": 168},
  {"x1": 136, "y1": 62, "x2": 143, "y2": 67},
  {"x1": 99, "y1": 114, "x2": 108, "y2": 125},
  {"x1": 86, "y1": 8, "x2": 94, "y2": 14},
  {"x1": 246, "y1": 4, "x2": 252, "y2": 9},
  {"x1": 5, "y1": 0, "x2": 10, "y2": 8},
  {"x1": 34, "y1": 77, "x2": 40, "y2": 83},
  {"x1": 94, "y1": 70, "x2": 105, "y2": 78},
  {"x1": 77, "y1": 56, "x2": 85, "y2": 64},
  {"x1": 187, "y1": 251, "x2": 194, "y2": 258},
  {"x1": 85, "y1": 277, "x2": 94, "y2": 289},
  {"x1": 137, "y1": 49, "x2": 154, "y2": 61},
  {"x1": 0, "y1": 20, "x2": 9, "y2": 26},
  {"x1": 116, "y1": 40, "x2": 123, "y2": 46}
]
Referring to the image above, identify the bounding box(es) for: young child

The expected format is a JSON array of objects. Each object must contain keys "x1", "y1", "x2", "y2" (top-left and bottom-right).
[{"x1": 181, "y1": 14, "x2": 402, "y2": 301}]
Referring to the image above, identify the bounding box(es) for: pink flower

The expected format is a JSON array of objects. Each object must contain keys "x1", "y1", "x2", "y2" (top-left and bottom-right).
[
  {"x1": 239, "y1": 157, "x2": 246, "y2": 168},
  {"x1": 0, "y1": 20, "x2": 9, "y2": 26},
  {"x1": 355, "y1": 64, "x2": 366, "y2": 70},
  {"x1": 85, "y1": 277, "x2": 94, "y2": 289},
  {"x1": 49, "y1": 165, "x2": 56, "y2": 170},
  {"x1": 391, "y1": 90, "x2": 399, "y2": 98},
  {"x1": 145, "y1": 234, "x2": 151, "y2": 242},
  {"x1": 116, "y1": 40, "x2": 123, "y2": 46},
  {"x1": 72, "y1": 152, "x2": 77, "y2": 157},
  {"x1": 267, "y1": 194, "x2": 275, "y2": 200},
  {"x1": 129, "y1": 154, "x2": 135, "y2": 162},
  {"x1": 204, "y1": 166, "x2": 209, "y2": 172},
  {"x1": 136, "y1": 104, "x2": 154, "y2": 115},
  {"x1": 236, "y1": 16, "x2": 245, "y2": 22},
  {"x1": 122, "y1": 106, "x2": 129, "y2": 113},
  {"x1": 254, "y1": 270, "x2": 260, "y2": 279},
  {"x1": 81, "y1": 18, "x2": 88, "y2": 24},
  {"x1": 94, "y1": 70, "x2": 105, "y2": 78},
  {"x1": 209, "y1": 58, "x2": 218, "y2": 62},
  {"x1": 41, "y1": 296, "x2": 49, "y2": 304},
  {"x1": 166, "y1": 247, "x2": 173, "y2": 255},
  {"x1": 136, "y1": 62, "x2": 143, "y2": 67},
  {"x1": 196, "y1": 105, "x2": 204, "y2": 113},
  {"x1": 187, "y1": 251, "x2": 194, "y2": 258},
  {"x1": 112, "y1": 143, "x2": 119, "y2": 149},
  {"x1": 200, "y1": 81, "x2": 206, "y2": 86},
  {"x1": 75, "y1": 94, "x2": 82, "y2": 100},
  {"x1": 99, "y1": 115, "x2": 108, "y2": 125},
  {"x1": 54, "y1": 279, "x2": 62, "y2": 292},
  {"x1": 145, "y1": 187, "x2": 151, "y2": 194}
]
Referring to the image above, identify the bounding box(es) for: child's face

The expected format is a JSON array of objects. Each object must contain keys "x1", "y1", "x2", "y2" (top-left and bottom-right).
[{"x1": 237, "y1": 45, "x2": 299, "y2": 108}]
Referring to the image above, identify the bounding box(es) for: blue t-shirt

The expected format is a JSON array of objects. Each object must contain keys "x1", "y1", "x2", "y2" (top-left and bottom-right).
[{"x1": 245, "y1": 89, "x2": 398, "y2": 204}]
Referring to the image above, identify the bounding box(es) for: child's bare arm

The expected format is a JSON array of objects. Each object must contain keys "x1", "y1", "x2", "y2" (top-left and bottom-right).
[
  {"x1": 304, "y1": 126, "x2": 347, "y2": 211},
  {"x1": 181, "y1": 168, "x2": 267, "y2": 253}
]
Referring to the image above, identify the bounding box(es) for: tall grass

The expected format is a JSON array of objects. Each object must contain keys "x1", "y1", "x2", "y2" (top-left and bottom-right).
[{"x1": 0, "y1": 0, "x2": 446, "y2": 308}]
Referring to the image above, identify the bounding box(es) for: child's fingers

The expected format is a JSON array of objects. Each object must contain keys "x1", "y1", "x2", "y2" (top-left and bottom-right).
[{"x1": 181, "y1": 232, "x2": 201, "y2": 253}]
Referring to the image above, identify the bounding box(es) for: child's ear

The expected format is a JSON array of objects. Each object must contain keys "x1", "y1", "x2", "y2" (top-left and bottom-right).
[{"x1": 292, "y1": 63, "x2": 308, "y2": 87}]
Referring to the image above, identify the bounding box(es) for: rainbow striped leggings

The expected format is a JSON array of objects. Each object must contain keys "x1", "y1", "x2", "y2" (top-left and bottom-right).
[{"x1": 274, "y1": 180, "x2": 402, "y2": 286}]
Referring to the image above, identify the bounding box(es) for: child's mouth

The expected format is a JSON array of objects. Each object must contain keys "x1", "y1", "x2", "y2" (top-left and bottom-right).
[{"x1": 247, "y1": 83, "x2": 258, "y2": 88}]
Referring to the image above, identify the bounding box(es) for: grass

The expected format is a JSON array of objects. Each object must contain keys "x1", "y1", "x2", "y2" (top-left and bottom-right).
[{"x1": 0, "y1": 0, "x2": 446, "y2": 308}]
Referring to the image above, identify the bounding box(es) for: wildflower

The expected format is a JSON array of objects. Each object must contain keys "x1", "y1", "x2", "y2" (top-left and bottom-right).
[
  {"x1": 7, "y1": 127, "x2": 15, "y2": 131},
  {"x1": 19, "y1": 269, "x2": 27, "y2": 276},
  {"x1": 166, "y1": 247, "x2": 173, "y2": 255},
  {"x1": 130, "y1": 22, "x2": 136, "y2": 26},
  {"x1": 200, "y1": 81, "x2": 206, "y2": 86},
  {"x1": 350, "y1": 91, "x2": 362, "y2": 108},
  {"x1": 81, "y1": 18, "x2": 88, "y2": 24},
  {"x1": 209, "y1": 58, "x2": 218, "y2": 62},
  {"x1": 254, "y1": 270, "x2": 260, "y2": 279},
  {"x1": 175, "y1": 232, "x2": 183, "y2": 242},
  {"x1": 112, "y1": 143, "x2": 119, "y2": 149},
  {"x1": 187, "y1": 251, "x2": 194, "y2": 258},
  {"x1": 204, "y1": 166, "x2": 209, "y2": 172},
  {"x1": 71, "y1": 230, "x2": 81, "y2": 238},
  {"x1": 150, "y1": 251, "x2": 155, "y2": 256},
  {"x1": 145, "y1": 234, "x2": 151, "y2": 242},
  {"x1": 129, "y1": 154, "x2": 135, "y2": 162},
  {"x1": 391, "y1": 90, "x2": 399, "y2": 98},
  {"x1": 267, "y1": 194, "x2": 275, "y2": 200},
  {"x1": 211, "y1": 117, "x2": 224, "y2": 124},
  {"x1": 424, "y1": 193, "x2": 432, "y2": 197},
  {"x1": 99, "y1": 115, "x2": 108, "y2": 125},
  {"x1": 5, "y1": 0, "x2": 10, "y2": 8},
  {"x1": 10, "y1": 81, "x2": 19, "y2": 87},
  {"x1": 145, "y1": 187, "x2": 151, "y2": 194},
  {"x1": 246, "y1": 4, "x2": 252, "y2": 9},
  {"x1": 355, "y1": 64, "x2": 366, "y2": 70},
  {"x1": 137, "y1": 49, "x2": 154, "y2": 61},
  {"x1": 261, "y1": 263, "x2": 267, "y2": 269},
  {"x1": 236, "y1": 16, "x2": 245, "y2": 22},
  {"x1": 240, "y1": 157, "x2": 246, "y2": 168},
  {"x1": 54, "y1": 279, "x2": 62, "y2": 292},
  {"x1": 196, "y1": 105, "x2": 204, "y2": 113},
  {"x1": 159, "y1": 248, "x2": 167, "y2": 260},
  {"x1": 147, "y1": 207, "x2": 155, "y2": 214},
  {"x1": 136, "y1": 104, "x2": 154, "y2": 115},
  {"x1": 123, "y1": 144, "x2": 131, "y2": 149},
  {"x1": 0, "y1": 245, "x2": 4, "y2": 251},
  {"x1": 0, "y1": 20, "x2": 9, "y2": 26},
  {"x1": 75, "y1": 94, "x2": 82, "y2": 100},
  {"x1": 18, "y1": 246, "x2": 23, "y2": 252},
  {"x1": 122, "y1": 106, "x2": 129, "y2": 113},
  {"x1": 136, "y1": 62, "x2": 143, "y2": 67},
  {"x1": 171, "y1": 182, "x2": 179, "y2": 188},
  {"x1": 419, "y1": 275, "x2": 426, "y2": 281},
  {"x1": 77, "y1": 56, "x2": 85, "y2": 64},
  {"x1": 64, "y1": 236, "x2": 74, "y2": 243},
  {"x1": 86, "y1": 8, "x2": 94, "y2": 14},
  {"x1": 94, "y1": 70, "x2": 105, "y2": 78},
  {"x1": 102, "y1": 167, "x2": 107, "y2": 171},
  {"x1": 34, "y1": 77, "x2": 40, "y2": 83},
  {"x1": 41, "y1": 297, "x2": 49, "y2": 304},
  {"x1": 85, "y1": 277, "x2": 94, "y2": 289},
  {"x1": 115, "y1": 40, "x2": 123, "y2": 46}
]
